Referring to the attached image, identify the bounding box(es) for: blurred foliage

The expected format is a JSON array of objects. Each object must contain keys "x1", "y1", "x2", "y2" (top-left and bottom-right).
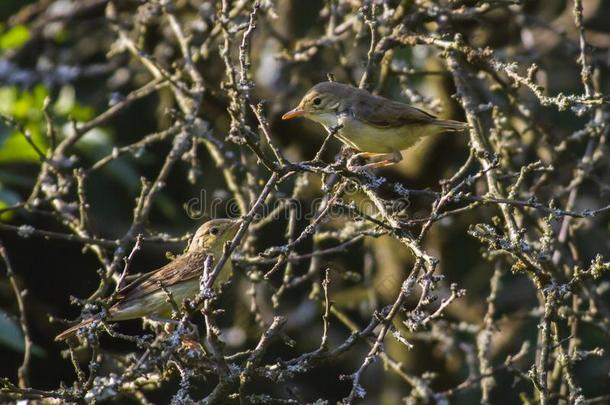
[
  {"x1": 0, "y1": 24, "x2": 30, "y2": 50},
  {"x1": 0, "y1": 0, "x2": 608, "y2": 404},
  {"x1": 0, "y1": 85, "x2": 49, "y2": 163}
]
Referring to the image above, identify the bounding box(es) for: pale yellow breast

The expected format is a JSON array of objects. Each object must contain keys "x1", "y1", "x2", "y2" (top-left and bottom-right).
[
  {"x1": 306, "y1": 112, "x2": 439, "y2": 153},
  {"x1": 337, "y1": 115, "x2": 434, "y2": 153}
]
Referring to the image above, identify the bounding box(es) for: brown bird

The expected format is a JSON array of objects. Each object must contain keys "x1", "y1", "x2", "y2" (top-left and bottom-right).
[
  {"x1": 55, "y1": 219, "x2": 240, "y2": 341},
  {"x1": 282, "y1": 81, "x2": 468, "y2": 169}
]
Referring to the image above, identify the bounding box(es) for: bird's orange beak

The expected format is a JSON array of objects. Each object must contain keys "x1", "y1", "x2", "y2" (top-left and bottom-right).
[{"x1": 281, "y1": 107, "x2": 305, "y2": 120}]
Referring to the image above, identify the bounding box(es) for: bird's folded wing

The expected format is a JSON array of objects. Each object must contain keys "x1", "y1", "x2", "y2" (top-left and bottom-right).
[
  {"x1": 116, "y1": 252, "x2": 206, "y2": 301},
  {"x1": 353, "y1": 96, "x2": 437, "y2": 129}
]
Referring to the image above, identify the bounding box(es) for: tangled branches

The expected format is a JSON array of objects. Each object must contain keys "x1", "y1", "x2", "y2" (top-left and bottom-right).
[{"x1": 0, "y1": 0, "x2": 609, "y2": 403}]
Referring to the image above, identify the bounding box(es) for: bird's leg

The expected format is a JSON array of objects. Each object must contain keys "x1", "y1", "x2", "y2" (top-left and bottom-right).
[
  {"x1": 347, "y1": 151, "x2": 402, "y2": 171},
  {"x1": 145, "y1": 315, "x2": 202, "y2": 338},
  {"x1": 141, "y1": 315, "x2": 180, "y2": 335},
  {"x1": 366, "y1": 151, "x2": 402, "y2": 169},
  {"x1": 146, "y1": 315, "x2": 180, "y2": 333},
  {"x1": 346, "y1": 151, "x2": 369, "y2": 169},
  {"x1": 145, "y1": 315, "x2": 181, "y2": 326}
]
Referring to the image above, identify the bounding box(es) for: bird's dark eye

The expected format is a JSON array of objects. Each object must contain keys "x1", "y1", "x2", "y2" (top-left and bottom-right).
[
  {"x1": 313, "y1": 97, "x2": 322, "y2": 106},
  {"x1": 209, "y1": 227, "x2": 219, "y2": 236}
]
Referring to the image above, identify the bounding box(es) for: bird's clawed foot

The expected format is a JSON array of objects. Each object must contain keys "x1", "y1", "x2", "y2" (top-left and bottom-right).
[
  {"x1": 143, "y1": 315, "x2": 179, "y2": 334},
  {"x1": 347, "y1": 151, "x2": 402, "y2": 172},
  {"x1": 145, "y1": 316, "x2": 203, "y2": 343},
  {"x1": 146, "y1": 315, "x2": 181, "y2": 325}
]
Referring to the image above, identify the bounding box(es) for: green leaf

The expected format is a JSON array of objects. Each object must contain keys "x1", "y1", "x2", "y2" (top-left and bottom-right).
[
  {"x1": 0, "y1": 87, "x2": 17, "y2": 115},
  {"x1": 69, "y1": 103, "x2": 95, "y2": 121},
  {"x1": 2, "y1": 85, "x2": 47, "y2": 120},
  {"x1": 0, "y1": 129, "x2": 46, "y2": 163},
  {"x1": 53, "y1": 85, "x2": 76, "y2": 115},
  {"x1": 0, "y1": 200, "x2": 10, "y2": 221},
  {"x1": 0, "y1": 85, "x2": 49, "y2": 163},
  {"x1": 54, "y1": 86, "x2": 94, "y2": 120},
  {"x1": 0, "y1": 25, "x2": 31, "y2": 50}
]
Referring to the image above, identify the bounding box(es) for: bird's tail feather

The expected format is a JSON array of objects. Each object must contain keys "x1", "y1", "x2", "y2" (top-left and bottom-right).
[
  {"x1": 433, "y1": 119, "x2": 469, "y2": 131},
  {"x1": 55, "y1": 316, "x2": 100, "y2": 342}
]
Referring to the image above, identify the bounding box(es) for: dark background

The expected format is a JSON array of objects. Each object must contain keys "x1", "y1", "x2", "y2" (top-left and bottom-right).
[{"x1": 0, "y1": 0, "x2": 609, "y2": 403}]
